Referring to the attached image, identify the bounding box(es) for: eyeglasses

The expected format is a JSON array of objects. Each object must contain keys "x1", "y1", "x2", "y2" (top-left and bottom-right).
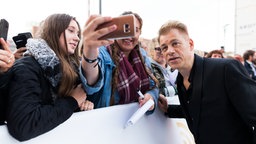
[{"x1": 154, "y1": 47, "x2": 162, "y2": 53}]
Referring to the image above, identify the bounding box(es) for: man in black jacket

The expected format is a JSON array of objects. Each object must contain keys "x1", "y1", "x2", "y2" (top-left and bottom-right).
[
  {"x1": 243, "y1": 50, "x2": 256, "y2": 80},
  {"x1": 157, "y1": 20, "x2": 256, "y2": 144}
]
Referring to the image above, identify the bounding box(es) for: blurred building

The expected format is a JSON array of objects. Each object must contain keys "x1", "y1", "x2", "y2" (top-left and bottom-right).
[{"x1": 235, "y1": 0, "x2": 256, "y2": 54}]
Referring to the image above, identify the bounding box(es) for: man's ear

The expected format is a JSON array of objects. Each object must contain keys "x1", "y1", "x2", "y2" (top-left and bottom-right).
[{"x1": 189, "y1": 38, "x2": 194, "y2": 51}]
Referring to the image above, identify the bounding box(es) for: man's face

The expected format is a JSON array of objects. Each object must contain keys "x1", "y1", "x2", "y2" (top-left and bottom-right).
[{"x1": 159, "y1": 29, "x2": 194, "y2": 71}]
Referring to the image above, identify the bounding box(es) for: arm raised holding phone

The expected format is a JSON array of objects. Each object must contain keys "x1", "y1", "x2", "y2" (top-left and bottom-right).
[
  {"x1": 81, "y1": 15, "x2": 117, "y2": 85},
  {"x1": 0, "y1": 19, "x2": 15, "y2": 73},
  {"x1": 80, "y1": 12, "x2": 159, "y2": 111}
]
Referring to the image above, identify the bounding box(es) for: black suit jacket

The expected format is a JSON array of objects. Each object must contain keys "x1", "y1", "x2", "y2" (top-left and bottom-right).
[
  {"x1": 244, "y1": 60, "x2": 256, "y2": 80},
  {"x1": 173, "y1": 55, "x2": 256, "y2": 144}
]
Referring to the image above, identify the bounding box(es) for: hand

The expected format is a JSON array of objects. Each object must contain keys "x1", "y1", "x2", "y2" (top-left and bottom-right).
[
  {"x1": 79, "y1": 100, "x2": 94, "y2": 111},
  {"x1": 14, "y1": 47, "x2": 27, "y2": 59},
  {"x1": 82, "y1": 15, "x2": 117, "y2": 54},
  {"x1": 158, "y1": 94, "x2": 168, "y2": 113},
  {"x1": 70, "y1": 84, "x2": 87, "y2": 106},
  {"x1": 81, "y1": 15, "x2": 117, "y2": 85},
  {"x1": 138, "y1": 93, "x2": 155, "y2": 111},
  {"x1": 0, "y1": 38, "x2": 15, "y2": 73}
]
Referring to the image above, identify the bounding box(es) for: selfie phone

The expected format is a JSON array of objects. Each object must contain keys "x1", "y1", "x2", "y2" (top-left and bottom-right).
[
  {"x1": 12, "y1": 32, "x2": 32, "y2": 48},
  {"x1": 96, "y1": 15, "x2": 136, "y2": 40},
  {"x1": 0, "y1": 19, "x2": 9, "y2": 50}
]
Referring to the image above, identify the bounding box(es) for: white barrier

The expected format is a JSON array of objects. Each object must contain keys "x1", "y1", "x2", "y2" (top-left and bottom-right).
[{"x1": 0, "y1": 101, "x2": 194, "y2": 144}]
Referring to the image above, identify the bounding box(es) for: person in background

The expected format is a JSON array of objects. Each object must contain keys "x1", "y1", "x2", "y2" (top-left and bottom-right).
[
  {"x1": 149, "y1": 37, "x2": 178, "y2": 97},
  {"x1": 0, "y1": 38, "x2": 15, "y2": 125},
  {"x1": 233, "y1": 53, "x2": 244, "y2": 64},
  {"x1": 7, "y1": 13, "x2": 93, "y2": 141},
  {"x1": 243, "y1": 50, "x2": 256, "y2": 80},
  {"x1": 80, "y1": 11, "x2": 159, "y2": 112},
  {"x1": 252, "y1": 51, "x2": 256, "y2": 66},
  {"x1": 139, "y1": 41, "x2": 149, "y2": 54},
  {"x1": 157, "y1": 20, "x2": 256, "y2": 144},
  {"x1": 205, "y1": 49, "x2": 224, "y2": 58}
]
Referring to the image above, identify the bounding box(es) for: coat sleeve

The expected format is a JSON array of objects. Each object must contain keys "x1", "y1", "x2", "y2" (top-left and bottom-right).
[
  {"x1": 225, "y1": 60, "x2": 256, "y2": 129},
  {"x1": 7, "y1": 59, "x2": 78, "y2": 141}
]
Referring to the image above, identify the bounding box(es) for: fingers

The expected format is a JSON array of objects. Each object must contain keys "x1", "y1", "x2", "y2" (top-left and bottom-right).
[
  {"x1": 158, "y1": 94, "x2": 168, "y2": 113},
  {"x1": 82, "y1": 16, "x2": 117, "y2": 49},
  {"x1": 0, "y1": 38, "x2": 11, "y2": 52},
  {"x1": 0, "y1": 46, "x2": 15, "y2": 73},
  {"x1": 139, "y1": 94, "x2": 155, "y2": 111},
  {"x1": 85, "y1": 15, "x2": 100, "y2": 26},
  {"x1": 158, "y1": 94, "x2": 167, "y2": 105},
  {"x1": 80, "y1": 100, "x2": 94, "y2": 111},
  {"x1": 14, "y1": 47, "x2": 26, "y2": 59},
  {"x1": 84, "y1": 16, "x2": 113, "y2": 33}
]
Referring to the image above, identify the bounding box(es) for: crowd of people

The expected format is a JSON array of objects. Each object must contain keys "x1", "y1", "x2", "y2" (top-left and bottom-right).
[{"x1": 1, "y1": 11, "x2": 256, "y2": 144}]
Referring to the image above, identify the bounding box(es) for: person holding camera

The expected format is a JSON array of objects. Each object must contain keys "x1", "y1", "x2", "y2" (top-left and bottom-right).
[
  {"x1": 13, "y1": 47, "x2": 27, "y2": 59},
  {"x1": 80, "y1": 11, "x2": 159, "y2": 112},
  {"x1": 0, "y1": 38, "x2": 15, "y2": 125},
  {"x1": 0, "y1": 38, "x2": 14, "y2": 74},
  {"x1": 6, "y1": 13, "x2": 94, "y2": 141}
]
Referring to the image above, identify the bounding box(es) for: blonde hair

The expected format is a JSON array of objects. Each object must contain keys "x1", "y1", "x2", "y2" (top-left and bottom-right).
[{"x1": 158, "y1": 20, "x2": 189, "y2": 43}]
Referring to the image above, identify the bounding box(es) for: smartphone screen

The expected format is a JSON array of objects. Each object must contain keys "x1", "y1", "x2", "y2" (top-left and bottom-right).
[
  {"x1": 96, "y1": 15, "x2": 135, "y2": 40},
  {"x1": 0, "y1": 19, "x2": 9, "y2": 49}
]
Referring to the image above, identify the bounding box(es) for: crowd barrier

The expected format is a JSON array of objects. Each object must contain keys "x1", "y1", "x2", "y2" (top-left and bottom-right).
[{"x1": 1, "y1": 97, "x2": 194, "y2": 144}]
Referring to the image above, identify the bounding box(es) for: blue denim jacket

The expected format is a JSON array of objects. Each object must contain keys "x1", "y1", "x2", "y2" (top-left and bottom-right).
[{"x1": 79, "y1": 46, "x2": 159, "y2": 111}]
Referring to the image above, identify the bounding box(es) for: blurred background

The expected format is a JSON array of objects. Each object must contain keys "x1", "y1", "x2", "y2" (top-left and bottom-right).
[{"x1": 0, "y1": 0, "x2": 255, "y2": 56}]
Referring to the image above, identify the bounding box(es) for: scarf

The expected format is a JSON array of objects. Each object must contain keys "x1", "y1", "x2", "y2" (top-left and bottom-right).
[
  {"x1": 108, "y1": 45, "x2": 150, "y2": 104},
  {"x1": 24, "y1": 38, "x2": 62, "y2": 92}
]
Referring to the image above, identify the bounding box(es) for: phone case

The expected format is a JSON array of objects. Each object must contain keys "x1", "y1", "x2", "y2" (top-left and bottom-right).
[
  {"x1": 0, "y1": 19, "x2": 9, "y2": 49},
  {"x1": 96, "y1": 15, "x2": 135, "y2": 40},
  {"x1": 18, "y1": 32, "x2": 33, "y2": 39},
  {"x1": 12, "y1": 32, "x2": 32, "y2": 48},
  {"x1": 12, "y1": 35, "x2": 28, "y2": 48}
]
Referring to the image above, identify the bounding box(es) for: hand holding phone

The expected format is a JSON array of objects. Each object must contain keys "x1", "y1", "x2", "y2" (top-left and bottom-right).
[
  {"x1": 0, "y1": 19, "x2": 9, "y2": 49},
  {"x1": 96, "y1": 15, "x2": 135, "y2": 40},
  {"x1": 12, "y1": 32, "x2": 32, "y2": 48}
]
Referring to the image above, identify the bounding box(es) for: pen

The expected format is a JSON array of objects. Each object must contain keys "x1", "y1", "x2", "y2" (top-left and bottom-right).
[{"x1": 137, "y1": 90, "x2": 144, "y2": 99}]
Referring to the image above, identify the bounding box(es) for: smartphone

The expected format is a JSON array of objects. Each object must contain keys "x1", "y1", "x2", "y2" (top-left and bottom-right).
[
  {"x1": 18, "y1": 32, "x2": 32, "y2": 39},
  {"x1": 96, "y1": 15, "x2": 135, "y2": 40},
  {"x1": 0, "y1": 19, "x2": 9, "y2": 49},
  {"x1": 12, "y1": 32, "x2": 32, "y2": 48}
]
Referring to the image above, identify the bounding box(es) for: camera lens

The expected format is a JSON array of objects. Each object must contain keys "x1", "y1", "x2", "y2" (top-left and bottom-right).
[{"x1": 123, "y1": 24, "x2": 130, "y2": 33}]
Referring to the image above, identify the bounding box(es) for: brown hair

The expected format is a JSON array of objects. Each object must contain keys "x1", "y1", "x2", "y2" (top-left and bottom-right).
[
  {"x1": 109, "y1": 11, "x2": 157, "y2": 105},
  {"x1": 206, "y1": 50, "x2": 224, "y2": 58},
  {"x1": 40, "y1": 13, "x2": 81, "y2": 96},
  {"x1": 243, "y1": 50, "x2": 255, "y2": 61},
  {"x1": 121, "y1": 11, "x2": 143, "y2": 30}
]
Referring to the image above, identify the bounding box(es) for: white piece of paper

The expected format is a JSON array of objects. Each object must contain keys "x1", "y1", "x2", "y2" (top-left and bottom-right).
[{"x1": 124, "y1": 99, "x2": 154, "y2": 128}]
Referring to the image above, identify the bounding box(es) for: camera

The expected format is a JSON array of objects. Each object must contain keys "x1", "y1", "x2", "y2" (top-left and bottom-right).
[
  {"x1": 12, "y1": 32, "x2": 32, "y2": 49},
  {"x1": 96, "y1": 15, "x2": 135, "y2": 40}
]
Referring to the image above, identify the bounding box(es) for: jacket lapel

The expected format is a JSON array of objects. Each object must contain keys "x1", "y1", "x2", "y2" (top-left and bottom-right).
[{"x1": 189, "y1": 54, "x2": 204, "y2": 138}]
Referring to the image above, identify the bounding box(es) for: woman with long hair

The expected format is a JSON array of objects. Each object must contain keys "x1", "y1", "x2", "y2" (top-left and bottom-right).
[{"x1": 7, "y1": 13, "x2": 93, "y2": 141}]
